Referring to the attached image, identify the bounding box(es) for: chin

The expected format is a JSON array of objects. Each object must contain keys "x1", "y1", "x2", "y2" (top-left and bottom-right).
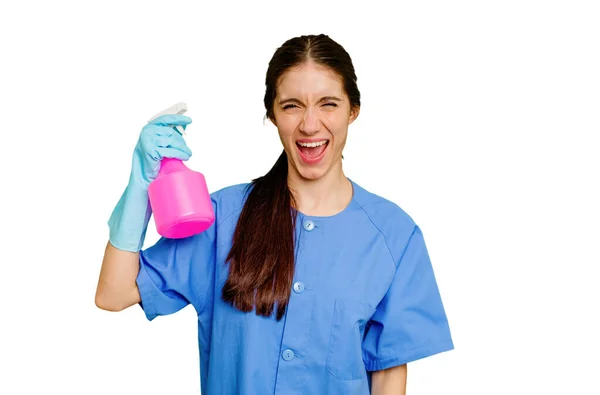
[{"x1": 298, "y1": 168, "x2": 327, "y2": 180}]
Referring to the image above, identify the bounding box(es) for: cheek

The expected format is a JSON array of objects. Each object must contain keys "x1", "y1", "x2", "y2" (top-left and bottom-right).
[
  {"x1": 323, "y1": 115, "x2": 348, "y2": 138},
  {"x1": 275, "y1": 122, "x2": 296, "y2": 146},
  {"x1": 275, "y1": 115, "x2": 300, "y2": 138}
]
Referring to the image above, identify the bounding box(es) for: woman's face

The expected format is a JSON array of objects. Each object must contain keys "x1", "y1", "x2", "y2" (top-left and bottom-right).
[{"x1": 271, "y1": 61, "x2": 359, "y2": 182}]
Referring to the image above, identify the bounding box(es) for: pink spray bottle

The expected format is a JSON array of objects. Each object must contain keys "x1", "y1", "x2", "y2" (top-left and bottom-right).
[{"x1": 147, "y1": 102, "x2": 215, "y2": 238}]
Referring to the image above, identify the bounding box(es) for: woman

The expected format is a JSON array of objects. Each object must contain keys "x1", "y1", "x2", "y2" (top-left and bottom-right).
[{"x1": 97, "y1": 34, "x2": 453, "y2": 394}]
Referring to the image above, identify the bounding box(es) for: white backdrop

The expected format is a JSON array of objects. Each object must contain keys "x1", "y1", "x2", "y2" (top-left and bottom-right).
[{"x1": 1, "y1": 0, "x2": 599, "y2": 394}]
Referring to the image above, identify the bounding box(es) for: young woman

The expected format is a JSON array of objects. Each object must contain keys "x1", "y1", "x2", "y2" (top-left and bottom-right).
[{"x1": 96, "y1": 34, "x2": 453, "y2": 394}]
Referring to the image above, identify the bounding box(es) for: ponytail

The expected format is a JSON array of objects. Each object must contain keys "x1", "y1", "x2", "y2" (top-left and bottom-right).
[{"x1": 222, "y1": 149, "x2": 297, "y2": 320}]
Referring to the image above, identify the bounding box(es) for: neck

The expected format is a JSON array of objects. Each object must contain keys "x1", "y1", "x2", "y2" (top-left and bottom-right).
[{"x1": 287, "y1": 161, "x2": 353, "y2": 217}]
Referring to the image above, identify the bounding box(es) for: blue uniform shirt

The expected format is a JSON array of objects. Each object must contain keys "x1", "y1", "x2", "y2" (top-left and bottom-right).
[{"x1": 136, "y1": 179, "x2": 453, "y2": 394}]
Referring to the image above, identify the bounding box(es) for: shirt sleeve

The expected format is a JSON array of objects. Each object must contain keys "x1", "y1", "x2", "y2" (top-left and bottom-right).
[
  {"x1": 362, "y1": 225, "x2": 454, "y2": 371},
  {"x1": 135, "y1": 214, "x2": 217, "y2": 321}
]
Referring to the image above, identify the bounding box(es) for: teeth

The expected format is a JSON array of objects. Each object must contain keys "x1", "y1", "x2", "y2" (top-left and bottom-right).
[{"x1": 298, "y1": 140, "x2": 328, "y2": 147}]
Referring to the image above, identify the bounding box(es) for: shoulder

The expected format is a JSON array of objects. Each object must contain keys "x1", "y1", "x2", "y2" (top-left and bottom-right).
[
  {"x1": 210, "y1": 182, "x2": 252, "y2": 225},
  {"x1": 210, "y1": 182, "x2": 252, "y2": 203},
  {"x1": 350, "y1": 179, "x2": 420, "y2": 265}
]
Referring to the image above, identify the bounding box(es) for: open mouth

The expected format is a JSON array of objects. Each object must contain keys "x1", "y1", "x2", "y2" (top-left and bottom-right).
[{"x1": 296, "y1": 139, "x2": 329, "y2": 164}]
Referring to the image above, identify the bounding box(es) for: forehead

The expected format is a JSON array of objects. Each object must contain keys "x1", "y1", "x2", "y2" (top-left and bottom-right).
[{"x1": 276, "y1": 61, "x2": 344, "y2": 98}]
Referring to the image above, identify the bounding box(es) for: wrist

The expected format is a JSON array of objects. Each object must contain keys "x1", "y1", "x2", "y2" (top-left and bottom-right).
[{"x1": 107, "y1": 183, "x2": 152, "y2": 252}]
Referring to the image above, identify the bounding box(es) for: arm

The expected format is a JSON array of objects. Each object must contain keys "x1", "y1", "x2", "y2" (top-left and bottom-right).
[
  {"x1": 95, "y1": 241, "x2": 141, "y2": 311},
  {"x1": 363, "y1": 226, "x2": 453, "y2": 392},
  {"x1": 96, "y1": 113, "x2": 193, "y2": 312},
  {"x1": 371, "y1": 364, "x2": 407, "y2": 395}
]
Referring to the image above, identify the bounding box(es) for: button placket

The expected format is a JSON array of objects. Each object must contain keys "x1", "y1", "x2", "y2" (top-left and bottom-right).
[{"x1": 273, "y1": 214, "x2": 318, "y2": 389}]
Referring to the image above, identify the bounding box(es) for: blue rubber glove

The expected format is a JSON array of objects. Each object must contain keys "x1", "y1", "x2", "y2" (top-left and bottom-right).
[{"x1": 108, "y1": 114, "x2": 193, "y2": 252}]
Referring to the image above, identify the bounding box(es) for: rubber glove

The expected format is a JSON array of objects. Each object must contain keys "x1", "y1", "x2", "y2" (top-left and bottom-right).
[{"x1": 108, "y1": 114, "x2": 193, "y2": 252}]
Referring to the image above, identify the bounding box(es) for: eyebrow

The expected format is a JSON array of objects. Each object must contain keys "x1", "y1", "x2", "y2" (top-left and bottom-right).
[{"x1": 279, "y1": 96, "x2": 343, "y2": 105}]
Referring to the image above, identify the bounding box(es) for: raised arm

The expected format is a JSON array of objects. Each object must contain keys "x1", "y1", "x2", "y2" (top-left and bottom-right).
[{"x1": 95, "y1": 112, "x2": 193, "y2": 312}]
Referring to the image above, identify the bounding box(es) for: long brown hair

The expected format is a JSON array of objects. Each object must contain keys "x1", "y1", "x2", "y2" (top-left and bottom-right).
[{"x1": 222, "y1": 34, "x2": 361, "y2": 320}]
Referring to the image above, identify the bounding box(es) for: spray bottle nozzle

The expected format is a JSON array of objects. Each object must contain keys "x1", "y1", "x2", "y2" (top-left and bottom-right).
[{"x1": 148, "y1": 102, "x2": 188, "y2": 136}]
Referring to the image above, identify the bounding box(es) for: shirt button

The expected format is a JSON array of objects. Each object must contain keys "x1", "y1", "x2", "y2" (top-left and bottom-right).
[
  {"x1": 293, "y1": 281, "x2": 305, "y2": 293},
  {"x1": 282, "y1": 349, "x2": 295, "y2": 361},
  {"x1": 303, "y1": 219, "x2": 315, "y2": 231}
]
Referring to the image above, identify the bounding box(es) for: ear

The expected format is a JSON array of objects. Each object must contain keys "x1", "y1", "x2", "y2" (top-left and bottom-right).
[{"x1": 348, "y1": 106, "x2": 360, "y2": 125}]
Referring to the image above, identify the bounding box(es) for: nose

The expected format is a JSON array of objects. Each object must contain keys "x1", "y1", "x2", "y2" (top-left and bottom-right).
[{"x1": 299, "y1": 107, "x2": 320, "y2": 135}]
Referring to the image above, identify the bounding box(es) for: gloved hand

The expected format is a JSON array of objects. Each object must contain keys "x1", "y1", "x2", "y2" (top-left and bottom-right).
[{"x1": 108, "y1": 114, "x2": 193, "y2": 252}]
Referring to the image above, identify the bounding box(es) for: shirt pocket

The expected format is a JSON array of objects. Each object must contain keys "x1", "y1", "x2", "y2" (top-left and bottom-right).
[{"x1": 326, "y1": 298, "x2": 376, "y2": 380}]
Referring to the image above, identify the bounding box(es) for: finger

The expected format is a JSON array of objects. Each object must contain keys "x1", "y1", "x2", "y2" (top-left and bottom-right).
[
  {"x1": 142, "y1": 123, "x2": 185, "y2": 138},
  {"x1": 148, "y1": 114, "x2": 192, "y2": 127},
  {"x1": 154, "y1": 134, "x2": 192, "y2": 157},
  {"x1": 156, "y1": 146, "x2": 192, "y2": 161}
]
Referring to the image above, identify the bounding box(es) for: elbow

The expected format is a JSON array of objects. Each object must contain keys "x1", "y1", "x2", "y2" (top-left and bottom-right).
[{"x1": 95, "y1": 290, "x2": 127, "y2": 312}]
